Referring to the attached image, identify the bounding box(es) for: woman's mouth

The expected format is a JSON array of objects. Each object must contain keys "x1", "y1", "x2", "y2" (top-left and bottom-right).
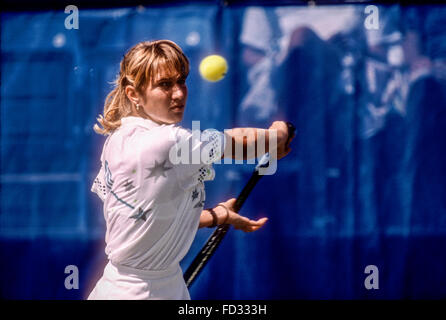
[{"x1": 171, "y1": 105, "x2": 185, "y2": 112}]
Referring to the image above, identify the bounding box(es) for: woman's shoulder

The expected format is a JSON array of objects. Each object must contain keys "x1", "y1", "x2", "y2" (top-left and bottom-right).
[
  {"x1": 112, "y1": 119, "x2": 176, "y2": 139},
  {"x1": 125, "y1": 123, "x2": 181, "y2": 153}
]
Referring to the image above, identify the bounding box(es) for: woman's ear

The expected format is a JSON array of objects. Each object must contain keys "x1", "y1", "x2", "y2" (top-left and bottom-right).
[{"x1": 125, "y1": 85, "x2": 140, "y2": 105}]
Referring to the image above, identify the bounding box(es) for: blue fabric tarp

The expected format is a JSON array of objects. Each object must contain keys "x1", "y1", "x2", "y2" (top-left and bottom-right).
[{"x1": 1, "y1": 3, "x2": 446, "y2": 299}]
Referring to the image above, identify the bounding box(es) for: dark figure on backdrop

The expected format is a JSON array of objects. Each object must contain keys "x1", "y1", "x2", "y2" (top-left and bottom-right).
[
  {"x1": 273, "y1": 26, "x2": 348, "y2": 224},
  {"x1": 404, "y1": 7, "x2": 446, "y2": 227}
]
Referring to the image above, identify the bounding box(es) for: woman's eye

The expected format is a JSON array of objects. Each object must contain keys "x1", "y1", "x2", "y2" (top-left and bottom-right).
[{"x1": 160, "y1": 82, "x2": 171, "y2": 88}]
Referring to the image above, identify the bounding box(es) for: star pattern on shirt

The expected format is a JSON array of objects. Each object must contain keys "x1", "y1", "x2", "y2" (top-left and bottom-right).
[
  {"x1": 123, "y1": 179, "x2": 135, "y2": 191},
  {"x1": 104, "y1": 160, "x2": 114, "y2": 190},
  {"x1": 145, "y1": 160, "x2": 172, "y2": 182},
  {"x1": 192, "y1": 189, "x2": 199, "y2": 201},
  {"x1": 129, "y1": 207, "x2": 151, "y2": 222},
  {"x1": 193, "y1": 190, "x2": 205, "y2": 208}
]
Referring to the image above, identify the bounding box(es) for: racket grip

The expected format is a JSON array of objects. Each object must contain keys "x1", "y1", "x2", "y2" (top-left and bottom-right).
[{"x1": 285, "y1": 122, "x2": 296, "y2": 149}]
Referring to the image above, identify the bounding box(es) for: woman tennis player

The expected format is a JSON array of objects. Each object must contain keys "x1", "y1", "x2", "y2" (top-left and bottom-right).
[{"x1": 88, "y1": 40, "x2": 292, "y2": 300}]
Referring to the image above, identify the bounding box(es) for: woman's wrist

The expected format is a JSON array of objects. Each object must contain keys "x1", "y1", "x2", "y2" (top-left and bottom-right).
[
  {"x1": 216, "y1": 203, "x2": 230, "y2": 225},
  {"x1": 203, "y1": 204, "x2": 230, "y2": 228},
  {"x1": 207, "y1": 208, "x2": 218, "y2": 228}
]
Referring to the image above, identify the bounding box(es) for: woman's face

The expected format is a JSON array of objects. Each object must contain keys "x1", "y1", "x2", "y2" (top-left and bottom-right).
[{"x1": 140, "y1": 70, "x2": 188, "y2": 125}]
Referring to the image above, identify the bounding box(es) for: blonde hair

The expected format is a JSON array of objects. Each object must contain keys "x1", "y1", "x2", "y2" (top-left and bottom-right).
[{"x1": 94, "y1": 40, "x2": 190, "y2": 135}]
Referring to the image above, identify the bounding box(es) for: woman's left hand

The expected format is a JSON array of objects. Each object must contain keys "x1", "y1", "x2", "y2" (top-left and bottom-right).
[{"x1": 217, "y1": 198, "x2": 268, "y2": 233}]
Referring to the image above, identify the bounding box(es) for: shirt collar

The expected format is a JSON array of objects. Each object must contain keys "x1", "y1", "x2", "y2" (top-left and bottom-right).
[{"x1": 120, "y1": 116, "x2": 162, "y2": 130}]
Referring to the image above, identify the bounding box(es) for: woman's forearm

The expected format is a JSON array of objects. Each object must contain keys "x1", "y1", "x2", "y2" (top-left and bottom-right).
[
  {"x1": 223, "y1": 128, "x2": 273, "y2": 160},
  {"x1": 199, "y1": 206, "x2": 229, "y2": 228}
]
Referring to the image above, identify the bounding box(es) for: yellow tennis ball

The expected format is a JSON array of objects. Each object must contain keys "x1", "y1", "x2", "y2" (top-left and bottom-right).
[{"x1": 199, "y1": 55, "x2": 228, "y2": 82}]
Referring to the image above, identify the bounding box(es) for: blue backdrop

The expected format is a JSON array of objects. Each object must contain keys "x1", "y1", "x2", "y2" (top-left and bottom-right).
[{"x1": 1, "y1": 2, "x2": 446, "y2": 299}]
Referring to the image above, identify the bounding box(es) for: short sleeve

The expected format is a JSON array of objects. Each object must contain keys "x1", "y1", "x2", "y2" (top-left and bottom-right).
[
  {"x1": 199, "y1": 129, "x2": 226, "y2": 164},
  {"x1": 170, "y1": 126, "x2": 225, "y2": 190},
  {"x1": 91, "y1": 135, "x2": 113, "y2": 202},
  {"x1": 91, "y1": 165, "x2": 107, "y2": 201}
]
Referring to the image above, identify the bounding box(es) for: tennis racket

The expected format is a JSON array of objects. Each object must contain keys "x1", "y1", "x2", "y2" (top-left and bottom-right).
[{"x1": 184, "y1": 122, "x2": 296, "y2": 288}]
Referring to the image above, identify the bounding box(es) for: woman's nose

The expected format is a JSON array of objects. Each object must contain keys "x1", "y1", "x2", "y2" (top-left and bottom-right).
[{"x1": 172, "y1": 84, "x2": 187, "y2": 100}]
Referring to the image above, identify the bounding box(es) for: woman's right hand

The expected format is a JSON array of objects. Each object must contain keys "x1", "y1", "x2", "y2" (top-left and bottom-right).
[{"x1": 268, "y1": 121, "x2": 294, "y2": 160}]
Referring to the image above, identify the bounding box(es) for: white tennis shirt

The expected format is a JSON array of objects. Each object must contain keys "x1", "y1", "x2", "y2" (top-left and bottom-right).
[{"x1": 92, "y1": 116, "x2": 225, "y2": 271}]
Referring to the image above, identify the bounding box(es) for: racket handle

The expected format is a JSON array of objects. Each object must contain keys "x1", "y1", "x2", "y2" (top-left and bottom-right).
[{"x1": 285, "y1": 122, "x2": 296, "y2": 149}]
